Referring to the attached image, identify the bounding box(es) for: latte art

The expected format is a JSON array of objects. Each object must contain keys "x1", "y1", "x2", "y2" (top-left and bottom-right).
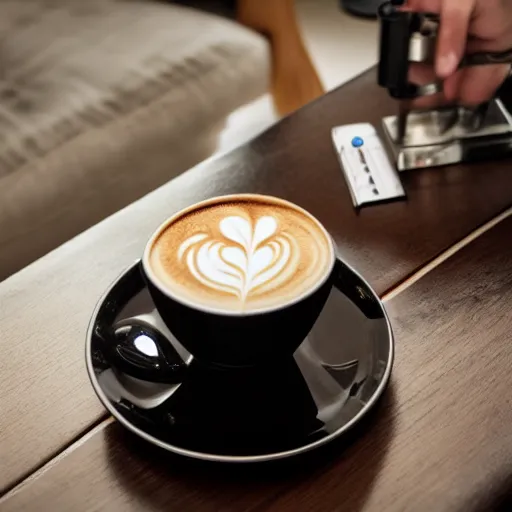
[
  {"x1": 148, "y1": 195, "x2": 334, "y2": 313},
  {"x1": 178, "y1": 215, "x2": 300, "y2": 303}
]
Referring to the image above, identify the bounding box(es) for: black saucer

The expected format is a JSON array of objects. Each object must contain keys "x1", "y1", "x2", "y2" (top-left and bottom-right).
[{"x1": 86, "y1": 259, "x2": 394, "y2": 462}]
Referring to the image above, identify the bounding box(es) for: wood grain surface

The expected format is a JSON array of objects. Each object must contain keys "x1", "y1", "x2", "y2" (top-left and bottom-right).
[
  {"x1": 2, "y1": 213, "x2": 511, "y2": 512},
  {"x1": 1, "y1": 68, "x2": 512, "y2": 495}
]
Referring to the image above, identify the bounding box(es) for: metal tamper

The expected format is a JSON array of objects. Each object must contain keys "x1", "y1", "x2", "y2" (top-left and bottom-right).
[{"x1": 377, "y1": 0, "x2": 512, "y2": 171}]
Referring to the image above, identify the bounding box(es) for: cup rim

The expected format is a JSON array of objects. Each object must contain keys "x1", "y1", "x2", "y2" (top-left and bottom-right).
[{"x1": 142, "y1": 193, "x2": 336, "y2": 317}]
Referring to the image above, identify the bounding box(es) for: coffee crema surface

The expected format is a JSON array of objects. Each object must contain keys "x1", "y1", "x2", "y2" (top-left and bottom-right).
[{"x1": 148, "y1": 196, "x2": 333, "y2": 313}]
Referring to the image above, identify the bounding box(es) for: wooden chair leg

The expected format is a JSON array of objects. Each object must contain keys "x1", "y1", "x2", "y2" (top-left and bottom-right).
[{"x1": 237, "y1": 0, "x2": 325, "y2": 116}]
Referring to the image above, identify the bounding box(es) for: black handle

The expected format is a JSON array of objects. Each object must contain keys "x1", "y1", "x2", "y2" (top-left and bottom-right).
[
  {"x1": 100, "y1": 320, "x2": 189, "y2": 384},
  {"x1": 378, "y1": 2, "x2": 413, "y2": 98},
  {"x1": 91, "y1": 262, "x2": 189, "y2": 384}
]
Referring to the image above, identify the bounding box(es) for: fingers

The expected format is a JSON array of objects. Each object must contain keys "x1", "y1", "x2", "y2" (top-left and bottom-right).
[
  {"x1": 436, "y1": 0, "x2": 475, "y2": 78},
  {"x1": 442, "y1": 65, "x2": 508, "y2": 106},
  {"x1": 402, "y1": 0, "x2": 442, "y2": 13},
  {"x1": 456, "y1": 64, "x2": 510, "y2": 105},
  {"x1": 404, "y1": 0, "x2": 475, "y2": 78},
  {"x1": 443, "y1": 68, "x2": 465, "y2": 102},
  {"x1": 408, "y1": 62, "x2": 437, "y2": 84},
  {"x1": 408, "y1": 63, "x2": 452, "y2": 110},
  {"x1": 399, "y1": 0, "x2": 507, "y2": 107}
]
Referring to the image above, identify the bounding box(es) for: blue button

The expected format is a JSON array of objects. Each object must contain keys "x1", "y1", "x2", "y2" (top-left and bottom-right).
[{"x1": 351, "y1": 136, "x2": 364, "y2": 148}]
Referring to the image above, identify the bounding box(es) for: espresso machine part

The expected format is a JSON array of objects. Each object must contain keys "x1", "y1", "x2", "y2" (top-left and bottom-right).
[
  {"x1": 331, "y1": 123, "x2": 406, "y2": 208},
  {"x1": 377, "y1": 0, "x2": 512, "y2": 171}
]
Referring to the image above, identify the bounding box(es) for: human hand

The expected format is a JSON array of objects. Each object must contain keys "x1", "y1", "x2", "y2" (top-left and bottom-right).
[{"x1": 405, "y1": 0, "x2": 512, "y2": 106}]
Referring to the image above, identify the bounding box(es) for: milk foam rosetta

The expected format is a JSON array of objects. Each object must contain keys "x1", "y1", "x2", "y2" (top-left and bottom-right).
[{"x1": 149, "y1": 197, "x2": 333, "y2": 312}]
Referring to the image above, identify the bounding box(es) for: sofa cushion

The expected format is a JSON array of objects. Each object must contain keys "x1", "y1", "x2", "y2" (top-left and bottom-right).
[
  {"x1": 0, "y1": 0, "x2": 270, "y2": 280},
  {"x1": 0, "y1": 0, "x2": 269, "y2": 178}
]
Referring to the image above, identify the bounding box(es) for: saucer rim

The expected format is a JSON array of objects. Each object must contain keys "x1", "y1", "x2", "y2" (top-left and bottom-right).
[{"x1": 85, "y1": 258, "x2": 394, "y2": 463}]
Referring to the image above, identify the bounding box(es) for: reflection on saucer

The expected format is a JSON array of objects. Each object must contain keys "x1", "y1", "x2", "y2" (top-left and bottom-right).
[
  {"x1": 87, "y1": 260, "x2": 393, "y2": 462},
  {"x1": 98, "y1": 369, "x2": 181, "y2": 410}
]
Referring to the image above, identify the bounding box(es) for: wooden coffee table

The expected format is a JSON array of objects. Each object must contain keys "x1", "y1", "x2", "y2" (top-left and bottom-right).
[{"x1": 1, "y1": 69, "x2": 511, "y2": 511}]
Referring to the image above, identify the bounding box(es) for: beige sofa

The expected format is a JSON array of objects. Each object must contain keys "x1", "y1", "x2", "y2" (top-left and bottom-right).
[{"x1": 0, "y1": 0, "x2": 270, "y2": 281}]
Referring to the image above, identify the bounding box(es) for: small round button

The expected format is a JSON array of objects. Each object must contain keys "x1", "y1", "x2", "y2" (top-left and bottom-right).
[{"x1": 351, "y1": 136, "x2": 364, "y2": 148}]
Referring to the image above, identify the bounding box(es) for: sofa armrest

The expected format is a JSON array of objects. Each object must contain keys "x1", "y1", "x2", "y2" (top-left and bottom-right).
[{"x1": 237, "y1": 0, "x2": 324, "y2": 116}]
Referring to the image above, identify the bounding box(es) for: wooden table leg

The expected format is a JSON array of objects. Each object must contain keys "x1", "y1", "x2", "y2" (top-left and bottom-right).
[{"x1": 238, "y1": 0, "x2": 325, "y2": 116}]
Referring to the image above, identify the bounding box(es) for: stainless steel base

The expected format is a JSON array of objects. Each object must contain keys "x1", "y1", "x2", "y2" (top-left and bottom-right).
[{"x1": 382, "y1": 99, "x2": 512, "y2": 171}]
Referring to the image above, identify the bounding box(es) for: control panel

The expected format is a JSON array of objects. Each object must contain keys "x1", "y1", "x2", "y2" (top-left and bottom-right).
[{"x1": 332, "y1": 123, "x2": 406, "y2": 208}]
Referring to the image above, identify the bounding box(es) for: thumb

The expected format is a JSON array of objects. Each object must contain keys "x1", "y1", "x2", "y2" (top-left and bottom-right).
[{"x1": 436, "y1": 0, "x2": 475, "y2": 78}]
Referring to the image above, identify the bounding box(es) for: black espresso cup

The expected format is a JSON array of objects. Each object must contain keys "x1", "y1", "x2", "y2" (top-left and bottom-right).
[{"x1": 105, "y1": 194, "x2": 337, "y2": 381}]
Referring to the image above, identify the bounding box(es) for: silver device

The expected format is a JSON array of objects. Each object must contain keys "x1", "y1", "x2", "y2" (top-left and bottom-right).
[{"x1": 378, "y1": 1, "x2": 512, "y2": 171}]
